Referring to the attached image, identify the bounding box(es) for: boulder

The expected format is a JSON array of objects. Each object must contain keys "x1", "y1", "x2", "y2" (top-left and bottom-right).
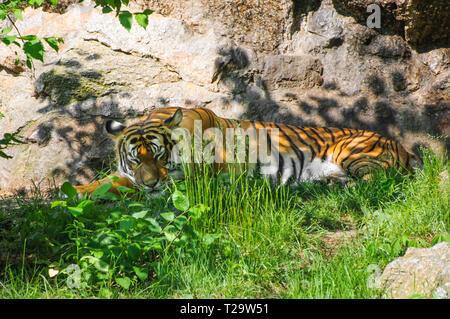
[{"x1": 378, "y1": 242, "x2": 450, "y2": 299}]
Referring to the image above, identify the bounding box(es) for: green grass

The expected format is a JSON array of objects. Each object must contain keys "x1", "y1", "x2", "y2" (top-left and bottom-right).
[{"x1": 0, "y1": 149, "x2": 448, "y2": 298}]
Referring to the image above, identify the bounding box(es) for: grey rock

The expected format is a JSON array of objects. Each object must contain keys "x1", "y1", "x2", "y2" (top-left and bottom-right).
[
  {"x1": 262, "y1": 55, "x2": 323, "y2": 89},
  {"x1": 332, "y1": 0, "x2": 450, "y2": 48},
  {"x1": 378, "y1": 242, "x2": 450, "y2": 299}
]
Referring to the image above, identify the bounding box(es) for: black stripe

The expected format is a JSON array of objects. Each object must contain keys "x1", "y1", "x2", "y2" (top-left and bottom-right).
[
  {"x1": 340, "y1": 132, "x2": 377, "y2": 165},
  {"x1": 391, "y1": 140, "x2": 400, "y2": 165},
  {"x1": 297, "y1": 127, "x2": 320, "y2": 158},
  {"x1": 322, "y1": 144, "x2": 329, "y2": 161},
  {"x1": 291, "y1": 157, "x2": 297, "y2": 181},
  {"x1": 323, "y1": 127, "x2": 336, "y2": 144},
  {"x1": 225, "y1": 118, "x2": 234, "y2": 128},
  {"x1": 309, "y1": 127, "x2": 325, "y2": 144},
  {"x1": 287, "y1": 124, "x2": 316, "y2": 161},
  {"x1": 335, "y1": 129, "x2": 366, "y2": 162},
  {"x1": 203, "y1": 109, "x2": 214, "y2": 126},
  {"x1": 337, "y1": 127, "x2": 347, "y2": 136},
  {"x1": 275, "y1": 123, "x2": 305, "y2": 179},
  {"x1": 254, "y1": 120, "x2": 273, "y2": 162},
  {"x1": 190, "y1": 108, "x2": 204, "y2": 121},
  {"x1": 265, "y1": 127, "x2": 281, "y2": 179},
  {"x1": 364, "y1": 134, "x2": 383, "y2": 154}
]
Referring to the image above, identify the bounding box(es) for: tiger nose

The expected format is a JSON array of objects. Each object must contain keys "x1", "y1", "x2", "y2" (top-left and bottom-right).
[
  {"x1": 138, "y1": 145, "x2": 147, "y2": 155},
  {"x1": 142, "y1": 175, "x2": 157, "y2": 187}
]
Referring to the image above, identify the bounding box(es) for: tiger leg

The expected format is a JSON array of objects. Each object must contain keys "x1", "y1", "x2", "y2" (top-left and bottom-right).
[{"x1": 74, "y1": 173, "x2": 135, "y2": 195}]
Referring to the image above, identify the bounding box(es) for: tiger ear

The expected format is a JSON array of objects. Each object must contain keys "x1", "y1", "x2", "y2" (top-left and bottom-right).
[
  {"x1": 105, "y1": 120, "x2": 126, "y2": 137},
  {"x1": 164, "y1": 108, "x2": 183, "y2": 129}
]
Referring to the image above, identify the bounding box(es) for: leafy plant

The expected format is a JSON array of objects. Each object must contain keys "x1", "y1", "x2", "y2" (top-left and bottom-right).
[
  {"x1": 0, "y1": 1, "x2": 64, "y2": 70},
  {"x1": 47, "y1": 181, "x2": 214, "y2": 290},
  {"x1": 0, "y1": 150, "x2": 448, "y2": 298},
  {"x1": 95, "y1": 1, "x2": 154, "y2": 31}
]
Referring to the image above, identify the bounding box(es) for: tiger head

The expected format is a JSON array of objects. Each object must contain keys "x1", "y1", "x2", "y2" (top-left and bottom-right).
[{"x1": 105, "y1": 108, "x2": 184, "y2": 191}]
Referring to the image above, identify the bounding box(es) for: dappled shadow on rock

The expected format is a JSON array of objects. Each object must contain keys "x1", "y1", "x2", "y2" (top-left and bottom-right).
[
  {"x1": 213, "y1": 45, "x2": 449, "y2": 159},
  {"x1": 27, "y1": 54, "x2": 124, "y2": 187},
  {"x1": 331, "y1": 0, "x2": 450, "y2": 53}
]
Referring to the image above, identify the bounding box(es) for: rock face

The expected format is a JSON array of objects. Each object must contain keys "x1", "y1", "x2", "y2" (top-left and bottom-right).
[
  {"x1": 332, "y1": 0, "x2": 450, "y2": 49},
  {"x1": 0, "y1": 0, "x2": 448, "y2": 192},
  {"x1": 378, "y1": 242, "x2": 450, "y2": 299}
]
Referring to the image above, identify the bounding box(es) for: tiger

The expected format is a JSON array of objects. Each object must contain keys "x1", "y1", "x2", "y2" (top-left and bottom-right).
[{"x1": 73, "y1": 107, "x2": 418, "y2": 195}]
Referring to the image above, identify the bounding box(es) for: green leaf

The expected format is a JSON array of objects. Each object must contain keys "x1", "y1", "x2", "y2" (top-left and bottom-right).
[
  {"x1": 173, "y1": 215, "x2": 188, "y2": 230},
  {"x1": 13, "y1": 9, "x2": 23, "y2": 21},
  {"x1": 51, "y1": 200, "x2": 67, "y2": 208},
  {"x1": 146, "y1": 218, "x2": 162, "y2": 233},
  {"x1": 116, "y1": 185, "x2": 135, "y2": 193},
  {"x1": 112, "y1": 0, "x2": 122, "y2": 13},
  {"x1": 98, "y1": 287, "x2": 112, "y2": 298},
  {"x1": 98, "y1": 192, "x2": 120, "y2": 201},
  {"x1": 172, "y1": 190, "x2": 189, "y2": 211},
  {"x1": 0, "y1": 10, "x2": 7, "y2": 20},
  {"x1": 118, "y1": 11, "x2": 133, "y2": 32},
  {"x1": 161, "y1": 212, "x2": 175, "y2": 222},
  {"x1": 19, "y1": 35, "x2": 37, "y2": 41},
  {"x1": 1, "y1": 27, "x2": 12, "y2": 35},
  {"x1": 1, "y1": 35, "x2": 17, "y2": 46},
  {"x1": 107, "y1": 174, "x2": 119, "y2": 181},
  {"x1": 49, "y1": 0, "x2": 58, "y2": 6},
  {"x1": 23, "y1": 39, "x2": 45, "y2": 62},
  {"x1": 102, "y1": 6, "x2": 113, "y2": 14},
  {"x1": 127, "y1": 243, "x2": 141, "y2": 260},
  {"x1": 61, "y1": 181, "x2": 77, "y2": 199},
  {"x1": 128, "y1": 202, "x2": 144, "y2": 208},
  {"x1": 110, "y1": 246, "x2": 123, "y2": 257},
  {"x1": 0, "y1": 151, "x2": 12, "y2": 159},
  {"x1": 44, "y1": 37, "x2": 63, "y2": 52},
  {"x1": 203, "y1": 233, "x2": 220, "y2": 246},
  {"x1": 164, "y1": 225, "x2": 178, "y2": 242},
  {"x1": 119, "y1": 218, "x2": 134, "y2": 230},
  {"x1": 188, "y1": 204, "x2": 208, "y2": 221},
  {"x1": 133, "y1": 266, "x2": 148, "y2": 281},
  {"x1": 80, "y1": 256, "x2": 109, "y2": 272},
  {"x1": 143, "y1": 9, "x2": 154, "y2": 16},
  {"x1": 77, "y1": 199, "x2": 95, "y2": 214},
  {"x1": 110, "y1": 211, "x2": 122, "y2": 219},
  {"x1": 68, "y1": 206, "x2": 84, "y2": 217},
  {"x1": 134, "y1": 13, "x2": 148, "y2": 30},
  {"x1": 131, "y1": 210, "x2": 149, "y2": 219},
  {"x1": 116, "y1": 277, "x2": 131, "y2": 289},
  {"x1": 92, "y1": 182, "x2": 113, "y2": 197},
  {"x1": 28, "y1": 0, "x2": 45, "y2": 6}
]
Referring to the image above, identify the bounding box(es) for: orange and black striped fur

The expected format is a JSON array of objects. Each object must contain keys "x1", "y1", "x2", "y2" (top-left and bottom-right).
[{"x1": 74, "y1": 107, "x2": 418, "y2": 195}]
